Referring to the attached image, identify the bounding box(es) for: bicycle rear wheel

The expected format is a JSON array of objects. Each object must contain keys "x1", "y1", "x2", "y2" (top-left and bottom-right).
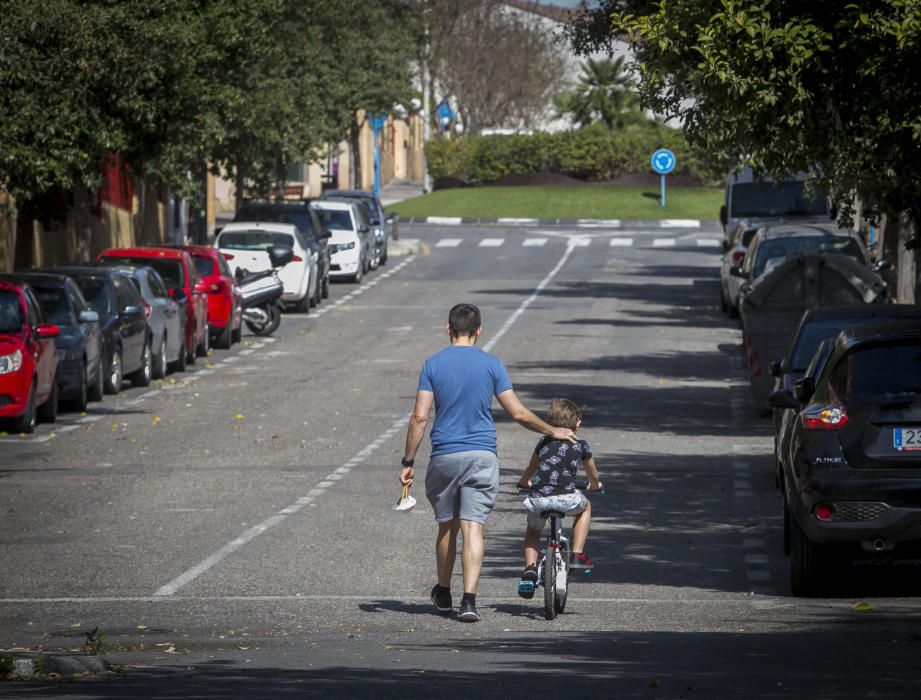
[
  {"x1": 543, "y1": 547, "x2": 557, "y2": 620},
  {"x1": 555, "y1": 541, "x2": 569, "y2": 614}
]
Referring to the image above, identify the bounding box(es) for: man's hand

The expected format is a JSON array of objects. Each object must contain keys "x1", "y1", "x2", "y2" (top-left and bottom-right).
[
  {"x1": 549, "y1": 426, "x2": 577, "y2": 443},
  {"x1": 399, "y1": 466, "x2": 414, "y2": 487}
]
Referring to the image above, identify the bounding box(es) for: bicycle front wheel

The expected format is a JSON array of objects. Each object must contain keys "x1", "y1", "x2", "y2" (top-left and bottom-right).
[
  {"x1": 544, "y1": 547, "x2": 557, "y2": 620},
  {"x1": 555, "y1": 542, "x2": 569, "y2": 614}
]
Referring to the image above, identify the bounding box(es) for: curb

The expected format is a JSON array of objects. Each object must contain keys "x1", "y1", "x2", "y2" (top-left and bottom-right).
[
  {"x1": 400, "y1": 217, "x2": 720, "y2": 231},
  {"x1": 3, "y1": 653, "x2": 112, "y2": 679}
]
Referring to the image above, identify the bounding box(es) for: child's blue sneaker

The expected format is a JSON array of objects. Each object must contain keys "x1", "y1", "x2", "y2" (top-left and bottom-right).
[{"x1": 517, "y1": 564, "x2": 538, "y2": 599}]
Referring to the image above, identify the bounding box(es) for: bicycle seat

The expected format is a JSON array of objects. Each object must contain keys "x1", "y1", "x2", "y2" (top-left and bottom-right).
[{"x1": 540, "y1": 510, "x2": 567, "y2": 519}]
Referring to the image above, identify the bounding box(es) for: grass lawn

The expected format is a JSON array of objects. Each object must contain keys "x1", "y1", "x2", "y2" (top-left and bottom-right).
[{"x1": 391, "y1": 185, "x2": 723, "y2": 220}]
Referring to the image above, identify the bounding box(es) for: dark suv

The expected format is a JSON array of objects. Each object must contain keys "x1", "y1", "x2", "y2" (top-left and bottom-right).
[
  {"x1": 233, "y1": 200, "x2": 331, "y2": 300},
  {"x1": 774, "y1": 322, "x2": 921, "y2": 595}
]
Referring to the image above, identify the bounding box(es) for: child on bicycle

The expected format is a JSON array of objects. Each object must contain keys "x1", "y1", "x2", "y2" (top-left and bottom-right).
[{"x1": 516, "y1": 398, "x2": 602, "y2": 598}]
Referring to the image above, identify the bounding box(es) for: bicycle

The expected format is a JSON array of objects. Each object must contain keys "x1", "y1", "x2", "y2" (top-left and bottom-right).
[{"x1": 517, "y1": 483, "x2": 603, "y2": 620}]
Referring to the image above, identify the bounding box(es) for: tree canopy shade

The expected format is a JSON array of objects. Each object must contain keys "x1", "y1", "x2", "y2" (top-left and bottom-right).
[
  {"x1": 0, "y1": 0, "x2": 418, "y2": 207},
  {"x1": 570, "y1": 0, "x2": 921, "y2": 242}
]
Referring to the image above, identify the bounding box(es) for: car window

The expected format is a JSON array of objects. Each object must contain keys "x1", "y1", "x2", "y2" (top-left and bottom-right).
[
  {"x1": 148, "y1": 269, "x2": 170, "y2": 298},
  {"x1": 754, "y1": 236, "x2": 864, "y2": 277},
  {"x1": 193, "y1": 255, "x2": 215, "y2": 277},
  {"x1": 844, "y1": 341, "x2": 921, "y2": 402},
  {"x1": 218, "y1": 231, "x2": 295, "y2": 250},
  {"x1": 216, "y1": 253, "x2": 233, "y2": 278},
  {"x1": 236, "y1": 205, "x2": 313, "y2": 236},
  {"x1": 23, "y1": 288, "x2": 44, "y2": 326},
  {"x1": 127, "y1": 274, "x2": 144, "y2": 298},
  {"x1": 730, "y1": 181, "x2": 828, "y2": 218},
  {"x1": 308, "y1": 209, "x2": 324, "y2": 239},
  {"x1": 32, "y1": 286, "x2": 72, "y2": 325},
  {"x1": 113, "y1": 275, "x2": 134, "y2": 311},
  {"x1": 0, "y1": 290, "x2": 23, "y2": 332},
  {"x1": 68, "y1": 281, "x2": 89, "y2": 314},
  {"x1": 355, "y1": 205, "x2": 370, "y2": 226},
  {"x1": 741, "y1": 237, "x2": 760, "y2": 273},
  {"x1": 73, "y1": 277, "x2": 111, "y2": 315},
  {"x1": 103, "y1": 256, "x2": 185, "y2": 289},
  {"x1": 314, "y1": 208, "x2": 353, "y2": 231}
]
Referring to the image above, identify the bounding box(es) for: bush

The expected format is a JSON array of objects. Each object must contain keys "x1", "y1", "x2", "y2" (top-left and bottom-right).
[{"x1": 426, "y1": 124, "x2": 722, "y2": 185}]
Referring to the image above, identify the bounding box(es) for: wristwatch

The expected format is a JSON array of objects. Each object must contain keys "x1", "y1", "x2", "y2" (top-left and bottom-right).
[{"x1": 401, "y1": 457, "x2": 414, "y2": 468}]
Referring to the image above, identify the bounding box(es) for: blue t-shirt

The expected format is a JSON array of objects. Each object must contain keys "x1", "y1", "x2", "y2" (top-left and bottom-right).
[{"x1": 418, "y1": 346, "x2": 513, "y2": 456}]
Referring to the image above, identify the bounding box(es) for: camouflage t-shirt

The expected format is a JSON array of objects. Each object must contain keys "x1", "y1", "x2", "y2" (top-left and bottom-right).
[{"x1": 529, "y1": 436, "x2": 593, "y2": 496}]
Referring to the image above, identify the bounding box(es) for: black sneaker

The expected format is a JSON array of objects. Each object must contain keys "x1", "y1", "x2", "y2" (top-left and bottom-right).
[
  {"x1": 518, "y1": 564, "x2": 538, "y2": 599},
  {"x1": 430, "y1": 584, "x2": 452, "y2": 613},
  {"x1": 457, "y1": 599, "x2": 480, "y2": 622}
]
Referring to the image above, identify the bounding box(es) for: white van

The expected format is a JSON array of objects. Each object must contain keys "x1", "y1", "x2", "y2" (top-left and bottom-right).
[{"x1": 720, "y1": 168, "x2": 830, "y2": 239}]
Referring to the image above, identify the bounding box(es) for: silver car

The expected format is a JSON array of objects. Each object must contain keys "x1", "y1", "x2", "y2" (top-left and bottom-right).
[{"x1": 110, "y1": 265, "x2": 185, "y2": 378}]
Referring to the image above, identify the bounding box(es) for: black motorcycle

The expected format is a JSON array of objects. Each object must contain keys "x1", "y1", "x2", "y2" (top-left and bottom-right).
[{"x1": 235, "y1": 245, "x2": 292, "y2": 336}]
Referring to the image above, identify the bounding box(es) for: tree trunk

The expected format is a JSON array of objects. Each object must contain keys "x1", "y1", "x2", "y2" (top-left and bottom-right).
[{"x1": 350, "y1": 126, "x2": 362, "y2": 190}]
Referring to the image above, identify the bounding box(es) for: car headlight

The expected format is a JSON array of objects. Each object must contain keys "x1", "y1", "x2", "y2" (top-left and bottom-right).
[
  {"x1": 331, "y1": 242, "x2": 356, "y2": 253},
  {"x1": 0, "y1": 349, "x2": 23, "y2": 375},
  {"x1": 59, "y1": 347, "x2": 77, "y2": 362}
]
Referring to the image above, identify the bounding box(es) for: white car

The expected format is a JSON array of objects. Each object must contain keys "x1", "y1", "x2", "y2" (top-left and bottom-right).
[
  {"x1": 214, "y1": 222, "x2": 319, "y2": 312},
  {"x1": 311, "y1": 200, "x2": 372, "y2": 283}
]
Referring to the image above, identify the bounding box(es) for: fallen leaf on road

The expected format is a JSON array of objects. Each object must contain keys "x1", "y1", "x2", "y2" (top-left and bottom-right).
[
  {"x1": 137, "y1": 625, "x2": 147, "y2": 630},
  {"x1": 854, "y1": 602, "x2": 874, "y2": 612},
  {"x1": 235, "y1": 414, "x2": 245, "y2": 421},
  {"x1": 152, "y1": 416, "x2": 161, "y2": 426},
  {"x1": 70, "y1": 623, "x2": 81, "y2": 628}
]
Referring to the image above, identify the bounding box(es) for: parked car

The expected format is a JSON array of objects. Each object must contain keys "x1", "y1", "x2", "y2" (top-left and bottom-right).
[
  {"x1": 312, "y1": 199, "x2": 373, "y2": 283},
  {"x1": 216, "y1": 223, "x2": 318, "y2": 313},
  {"x1": 107, "y1": 265, "x2": 185, "y2": 378},
  {"x1": 719, "y1": 223, "x2": 759, "y2": 318},
  {"x1": 2, "y1": 272, "x2": 103, "y2": 410},
  {"x1": 163, "y1": 244, "x2": 242, "y2": 349},
  {"x1": 97, "y1": 247, "x2": 209, "y2": 364},
  {"x1": 323, "y1": 189, "x2": 398, "y2": 266},
  {"x1": 771, "y1": 322, "x2": 921, "y2": 595},
  {"x1": 0, "y1": 279, "x2": 60, "y2": 432},
  {"x1": 38, "y1": 267, "x2": 152, "y2": 394},
  {"x1": 233, "y1": 200, "x2": 331, "y2": 301},
  {"x1": 730, "y1": 224, "x2": 873, "y2": 314}
]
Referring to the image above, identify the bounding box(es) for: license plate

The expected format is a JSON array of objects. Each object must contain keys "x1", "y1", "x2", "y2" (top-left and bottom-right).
[{"x1": 893, "y1": 428, "x2": 921, "y2": 451}]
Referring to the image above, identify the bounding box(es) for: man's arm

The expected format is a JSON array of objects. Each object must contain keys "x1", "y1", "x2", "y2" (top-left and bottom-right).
[
  {"x1": 496, "y1": 389, "x2": 577, "y2": 443},
  {"x1": 400, "y1": 390, "x2": 434, "y2": 486}
]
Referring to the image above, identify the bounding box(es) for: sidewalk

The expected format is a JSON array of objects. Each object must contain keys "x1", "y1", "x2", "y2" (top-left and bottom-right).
[{"x1": 380, "y1": 179, "x2": 424, "y2": 207}]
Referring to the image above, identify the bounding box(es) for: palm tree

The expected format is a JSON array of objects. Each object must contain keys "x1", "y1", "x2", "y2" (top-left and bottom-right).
[{"x1": 555, "y1": 56, "x2": 642, "y2": 130}]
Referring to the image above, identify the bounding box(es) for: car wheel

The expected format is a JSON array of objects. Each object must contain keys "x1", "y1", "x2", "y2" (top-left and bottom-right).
[
  {"x1": 727, "y1": 298, "x2": 740, "y2": 319},
  {"x1": 88, "y1": 355, "x2": 104, "y2": 402},
  {"x1": 214, "y1": 323, "x2": 232, "y2": 350},
  {"x1": 152, "y1": 334, "x2": 169, "y2": 379},
  {"x1": 11, "y1": 380, "x2": 37, "y2": 434},
  {"x1": 131, "y1": 339, "x2": 152, "y2": 387},
  {"x1": 71, "y1": 362, "x2": 89, "y2": 412},
  {"x1": 36, "y1": 374, "x2": 59, "y2": 424},
  {"x1": 719, "y1": 286, "x2": 728, "y2": 313},
  {"x1": 186, "y1": 334, "x2": 196, "y2": 366},
  {"x1": 783, "y1": 496, "x2": 791, "y2": 557},
  {"x1": 171, "y1": 338, "x2": 188, "y2": 373},
  {"x1": 104, "y1": 348, "x2": 123, "y2": 395},
  {"x1": 380, "y1": 243, "x2": 388, "y2": 265},
  {"x1": 231, "y1": 324, "x2": 242, "y2": 344},
  {"x1": 321, "y1": 271, "x2": 330, "y2": 299},
  {"x1": 351, "y1": 263, "x2": 363, "y2": 284},
  {"x1": 196, "y1": 324, "x2": 210, "y2": 357},
  {"x1": 790, "y1": 510, "x2": 837, "y2": 597}
]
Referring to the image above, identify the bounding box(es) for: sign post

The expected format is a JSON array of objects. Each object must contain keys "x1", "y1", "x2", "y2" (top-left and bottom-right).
[
  {"x1": 371, "y1": 113, "x2": 387, "y2": 201},
  {"x1": 650, "y1": 148, "x2": 676, "y2": 208}
]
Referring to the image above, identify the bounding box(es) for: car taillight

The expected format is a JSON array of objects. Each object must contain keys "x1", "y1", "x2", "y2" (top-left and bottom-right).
[
  {"x1": 142, "y1": 300, "x2": 152, "y2": 319},
  {"x1": 223, "y1": 253, "x2": 234, "y2": 261},
  {"x1": 803, "y1": 405, "x2": 848, "y2": 430},
  {"x1": 814, "y1": 504, "x2": 836, "y2": 522},
  {"x1": 291, "y1": 255, "x2": 303, "y2": 262},
  {"x1": 208, "y1": 280, "x2": 225, "y2": 294},
  {"x1": 732, "y1": 250, "x2": 745, "y2": 263}
]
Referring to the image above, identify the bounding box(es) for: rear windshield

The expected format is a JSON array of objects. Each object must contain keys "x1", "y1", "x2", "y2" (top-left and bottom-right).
[
  {"x1": 102, "y1": 257, "x2": 185, "y2": 289},
  {"x1": 793, "y1": 317, "x2": 921, "y2": 370},
  {"x1": 844, "y1": 341, "x2": 921, "y2": 402},
  {"x1": 0, "y1": 291, "x2": 23, "y2": 333},
  {"x1": 314, "y1": 208, "x2": 353, "y2": 231},
  {"x1": 731, "y1": 181, "x2": 828, "y2": 218},
  {"x1": 72, "y1": 277, "x2": 110, "y2": 315},
  {"x1": 236, "y1": 206, "x2": 313, "y2": 234},
  {"x1": 754, "y1": 236, "x2": 863, "y2": 277},
  {"x1": 218, "y1": 232, "x2": 294, "y2": 250},
  {"x1": 32, "y1": 287, "x2": 71, "y2": 325},
  {"x1": 192, "y1": 256, "x2": 215, "y2": 277}
]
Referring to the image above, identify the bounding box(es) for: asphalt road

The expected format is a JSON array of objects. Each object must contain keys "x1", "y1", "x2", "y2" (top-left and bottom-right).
[{"x1": 2, "y1": 223, "x2": 921, "y2": 698}]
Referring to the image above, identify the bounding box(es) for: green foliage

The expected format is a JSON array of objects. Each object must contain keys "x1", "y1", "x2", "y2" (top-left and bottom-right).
[
  {"x1": 82, "y1": 627, "x2": 106, "y2": 656},
  {"x1": 0, "y1": 654, "x2": 14, "y2": 675},
  {"x1": 426, "y1": 125, "x2": 721, "y2": 184},
  {"x1": 601, "y1": 0, "x2": 921, "y2": 239},
  {"x1": 554, "y1": 57, "x2": 644, "y2": 131}
]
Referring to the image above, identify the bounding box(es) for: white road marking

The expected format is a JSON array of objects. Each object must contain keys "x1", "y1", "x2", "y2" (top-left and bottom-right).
[
  {"x1": 696, "y1": 238, "x2": 722, "y2": 247},
  {"x1": 652, "y1": 238, "x2": 676, "y2": 248},
  {"x1": 571, "y1": 237, "x2": 591, "y2": 247},
  {"x1": 578, "y1": 219, "x2": 621, "y2": 228},
  {"x1": 497, "y1": 218, "x2": 537, "y2": 225},
  {"x1": 436, "y1": 239, "x2": 462, "y2": 248},
  {"x1": 522, "y1": 238, "x2": 548, "y2": 247},
  {"x1": 609, "y1": 238, "x2": 633, "y2": 247},
  {"x1": 661, "y1": 219, "x2": 701, "y2": 228},
  {"x1": 239, "y1": 349, "x2": 254, "y2": 356},
  {"x1": 428, "y1": 216, "x2": 463, "y2": 225},
  {"x1": 479, "y1": 238, "x2": 505, "y2": 247}
]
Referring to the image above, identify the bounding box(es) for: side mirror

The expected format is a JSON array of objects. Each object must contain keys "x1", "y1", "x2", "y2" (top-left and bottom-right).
[
  {"x1": 740, "y1": 282, "x2": 753, "y2": 295},
  {"x1": 370, "y1": 218, "x2": 382, "y2": 226},
  {"x1": 170, "y1": 288, "x2": 187, "y2": 303},
  {"x1": 122, "y1": 305, "x2": 144, "y2": 318},
  {"x1": 268, "y1": 245, "x2": 294, "y2": 268},
  {"x1": 193, "y1": 281, "x2": 209, "y2": 294},
  {"x1": 359, "y1": 225, "x2": 370, "y2": 234},
  {"x1": 35, "y1": 323, "x2": 60, "y2": 339},
  {"x1": 874, "y1": 260, "x2": 892, "y2": 272},
  {"x1": 730, "y1": 265, "x2": 747, "y2": 279},
  {"x1": 321, "y1": 228, "x2": 332, "y2": 239},
  {"x1": 769, "y1": 359, "x2": 783, "y2": 378},
  {"x1": 386, "y1": 213, "x2": 398, "y2": 223},
  {"x1": 794, "y1": 377, "x2": 815, "y2": 403},
  {"x1": 719, "y1": 204, "x2": 728, "y2": 226},
  {"x1": 768, "y1": 389, "x2": 799, "y2": 409},
  {"x1": 78, "y1": 310, "x2": 99, "y2": 323}
]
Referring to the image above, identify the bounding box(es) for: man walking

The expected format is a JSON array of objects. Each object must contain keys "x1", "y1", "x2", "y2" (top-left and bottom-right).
[{"x1": 399, "y1": 303, "x2": 576, "y2": 622}]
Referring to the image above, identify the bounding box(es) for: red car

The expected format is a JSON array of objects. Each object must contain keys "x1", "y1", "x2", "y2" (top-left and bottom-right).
[
  {"x1": 0, "y1": 280, "x2": 60, "y2": 433},
  {"x1": 163, "y1": 244, "x2": 242, "y2": 349},
  {"x1": 97, "y1": 247, "x2": 209, "y2": 363}
]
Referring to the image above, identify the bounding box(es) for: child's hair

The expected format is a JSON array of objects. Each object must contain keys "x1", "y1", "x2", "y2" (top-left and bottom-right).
[{"x1": 547, "y1": 398, "x2": 581, "y2": 429}]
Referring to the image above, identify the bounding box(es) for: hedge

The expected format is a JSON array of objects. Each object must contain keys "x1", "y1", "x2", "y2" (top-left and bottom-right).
[{"x1": 426, "y1": 124, "x2": 722, "y2": 185}]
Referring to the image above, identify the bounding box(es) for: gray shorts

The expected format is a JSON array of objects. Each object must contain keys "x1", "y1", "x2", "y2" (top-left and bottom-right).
[
  {"x1": 523, "y1": 491, "x2": 587, "y2": 530},
  {"x1": 425, "y1": 450, "x2": 499, "y2": 524}
]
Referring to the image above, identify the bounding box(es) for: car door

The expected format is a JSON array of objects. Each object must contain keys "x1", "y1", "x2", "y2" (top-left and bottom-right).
[
  {"x1": 184, "y1": 256, "x2": 207, "y2": 342},
  {"x1": 113, "y1": 274, "x2": 146, "y2": 372},
  {"x1": 22, "y1": 286, "x2": 56, "y2": 400},
  {"x1": 307, "y1": 207, "x2": 330, "y2": 279},
  {"x1": 353, "y1": 204, "x2": 372, "y2": 261},
  {"x1": 148, "y1": 269, "x2": 182, "y2": 360},
  {"x1": 69, "y1": 280, "x2": 102, "y2": 381}
]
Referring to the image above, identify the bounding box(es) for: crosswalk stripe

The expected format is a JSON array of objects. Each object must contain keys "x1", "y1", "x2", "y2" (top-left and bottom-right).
[
  {"x1": 522, "y1": 238, "x2": 547, "y2": 247},
  {"x1": 696, "y1": 238, "x2": 722, "y2": 247},
  {"x1": 577, "y1": 219, "x2": 621, "y2": 228},
  {"x1": 652, "y1": 238, "x2": 676, "y2": 247},
  {"x1": 609, "y1": 238, "x2": 633, "y2": 247},
  {"x1": 436, "y1": 238, "x2": 462, "y2": 247},
  {"x1": 661, "y1": 219, "x2": 701, "y2": 228},
  {"x1": 479, "y1": 238, "x2": 505, "y2": 247},
  {"x1": 571, "y1": 237, "x2": 591, "y2": 247}
]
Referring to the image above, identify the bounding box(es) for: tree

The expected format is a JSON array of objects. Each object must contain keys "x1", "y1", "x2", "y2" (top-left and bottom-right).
[
  {"x1": 567, "y1": 1, "x2": 921, "y2": 246},
  {"x1": 554, "y1": 56, "x2": 643, "y2": 131}
]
